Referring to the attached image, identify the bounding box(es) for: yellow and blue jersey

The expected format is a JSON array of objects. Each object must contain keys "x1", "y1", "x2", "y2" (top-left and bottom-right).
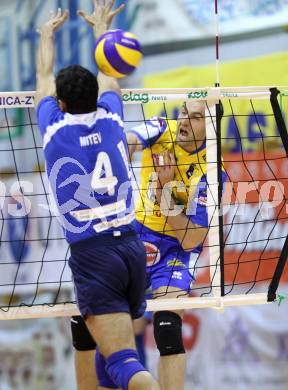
[
  {"x1": 129, "y1": 117, "x2": 226, "y2": 291},
  {"x1": 129, "y1": 117, "x2": 209, "y2": 239}
]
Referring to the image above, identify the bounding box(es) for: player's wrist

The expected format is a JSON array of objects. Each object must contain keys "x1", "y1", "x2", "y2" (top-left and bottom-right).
[
  {"x1": 40, "y1": 26, "x2": 55, "y2": 38},
  {"x1": 93, "y1": 23, "x2": 108, "y2": 39}
]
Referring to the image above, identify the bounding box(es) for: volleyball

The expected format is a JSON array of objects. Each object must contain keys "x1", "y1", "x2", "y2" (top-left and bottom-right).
[{"x1": 94, "y1": 29, "x2": 143, "y2": 78}]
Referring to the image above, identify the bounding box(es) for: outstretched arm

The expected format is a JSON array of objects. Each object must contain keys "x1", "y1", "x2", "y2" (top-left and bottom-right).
[
  {"x1": 126, "y1": 132, "x2": 144, "y2": 160},
  {"x1": 78, "y1": 0, "x2": 125, "y2": 96},
  {"x1": 35, "y1": 9, "x2": 69, "y2": 107},
  {"x1": 126, "y1": 117, "x2": 166, "y2": 159}
]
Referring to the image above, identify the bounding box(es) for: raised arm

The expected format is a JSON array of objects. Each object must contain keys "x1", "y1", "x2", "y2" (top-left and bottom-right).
[
  {"x1": 78, "y1": 0, "x2": 125, "y2": 96},
  {"x1": 126, "y1": 132, "x2": 144, "y2": 160},
  {"x1": 35, "y1": 9, "x2": 69, "y2": 107},
  {"x1": 126, "y1": 117, "x2": 166, "y2": 159}
]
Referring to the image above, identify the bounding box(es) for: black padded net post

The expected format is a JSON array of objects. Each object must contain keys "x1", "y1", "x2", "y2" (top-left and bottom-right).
[{"x1": 266, "y1": 88, "x2": 288, "y2": 301}]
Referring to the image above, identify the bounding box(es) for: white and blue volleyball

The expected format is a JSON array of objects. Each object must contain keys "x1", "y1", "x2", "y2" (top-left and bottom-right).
[{"x1": 94, "y1": 29, "x2": 143, "y2": 78}]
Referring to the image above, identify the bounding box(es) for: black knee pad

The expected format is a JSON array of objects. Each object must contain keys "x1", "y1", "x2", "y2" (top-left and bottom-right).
[
  {"x1": 153, "y1": 311, "x2": 185, "y2": 356},
  {"x1": 71, "y1": 316, "x2": 96, "y2": 351}
]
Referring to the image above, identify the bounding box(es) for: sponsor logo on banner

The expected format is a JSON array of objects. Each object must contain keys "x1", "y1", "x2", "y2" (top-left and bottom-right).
[
  {"x1": 122, "y1": 92, "x2": 149, "y2": 104},
  {"x1": 122, "y1": 92, "x2": 168, "y2": 104},
  {"x1": 187, "y1": 91, "x2": 208, "y2": 99},
  {"x1": 143, "y1": 241, "x2": 160, "y2": 266},
  {"x1": 0, "y1": 95, "x2": 34, "y2": 106},
  {"x1": 150, "y1": 95, "x2": 168, "y2": 102},
  {"x1": 222, "y1": 92, "x2": 239, "y2": 98}
]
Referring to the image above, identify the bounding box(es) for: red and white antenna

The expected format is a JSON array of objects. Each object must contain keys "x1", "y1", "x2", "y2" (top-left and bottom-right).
[{"x1": 215, "y1": 0, "x2": 220, "y2": 87}]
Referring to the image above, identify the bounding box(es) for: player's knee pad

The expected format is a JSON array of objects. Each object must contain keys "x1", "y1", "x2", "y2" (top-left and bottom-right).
[
  {"x1": 70, "y1": 316, "x2": 96, "y2": 351},
  {"x1": 95, "y1": 348, "x2": 118, "y2": 389},
  {"x1": 105, "y1": 349, "x2": 147, "y2": 390},
  {"x1": 153, "y1": 311, "x2": 185, "y2": 356}
]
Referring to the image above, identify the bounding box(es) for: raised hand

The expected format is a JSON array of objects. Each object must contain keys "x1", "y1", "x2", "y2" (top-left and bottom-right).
[
  {"x1": 154, "y1": 150, "x2": 176, "y2": 189},
  {"x1": 153, "y1": 150, "x2": 176, "y2": 207},
  {"x1": 78, "y1": 0, "x2": 125, "y2": 38},
  {"x1": 39, "y1": 8, "x2": 69, "y2": 35},
  {"x1": 35, "y1": 8, "x2": 69, "y2": 106}
]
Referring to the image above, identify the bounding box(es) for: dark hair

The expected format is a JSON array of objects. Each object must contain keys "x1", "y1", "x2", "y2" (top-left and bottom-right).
[{"x1": 56, "y1": 65, "x2": 98, "y2": 114}]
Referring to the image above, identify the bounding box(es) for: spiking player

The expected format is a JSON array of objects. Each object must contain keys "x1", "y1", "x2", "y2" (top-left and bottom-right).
[
  {"x1": 35, "y1": 1, "x2": 160, "y2": 390},
  {"x1": 126, "y1": 101, "x2": 225, "y2": 390}
]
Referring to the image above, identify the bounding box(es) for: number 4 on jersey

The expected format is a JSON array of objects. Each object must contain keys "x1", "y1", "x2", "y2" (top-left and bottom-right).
[{"x1": 91, "y1": 141, "x2": 131, "y2": 196}]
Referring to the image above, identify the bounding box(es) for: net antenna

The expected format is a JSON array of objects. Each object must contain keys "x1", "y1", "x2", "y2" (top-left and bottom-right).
[
  {"x1": 214, "y1": 0, "x2": 220, "y2": 87},
  {"x1": 205, "y1": 0, "x2": 224, "y2": 304}
]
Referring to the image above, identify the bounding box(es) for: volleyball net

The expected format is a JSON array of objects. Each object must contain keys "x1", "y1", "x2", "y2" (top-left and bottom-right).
[{"x1": 0, "y1": 86, "x2": 287, "y2": 320}]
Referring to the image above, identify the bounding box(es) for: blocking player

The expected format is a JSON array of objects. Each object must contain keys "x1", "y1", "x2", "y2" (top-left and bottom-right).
[
  {"x1": 35, "y1": 1, "x2": 160, "y2": 390},
  {"x1": 126, "y1": 101, "x2": 225, "y2": 390}
]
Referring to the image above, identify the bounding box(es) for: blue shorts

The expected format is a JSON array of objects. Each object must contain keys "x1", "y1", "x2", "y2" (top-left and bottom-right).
[
  {"x1": 69, "y1": 232, "x2": 147, "y2": 318},
  {"x1": 134, "y1": 221, "x2": 199, "y2": 293}
]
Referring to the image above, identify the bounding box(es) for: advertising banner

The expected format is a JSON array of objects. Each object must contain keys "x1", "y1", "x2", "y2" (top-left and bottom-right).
[
  {"x1": 222, "y1": 152, "x2": 288, "y2": 286},
  {"x1": 127, "y1": 0, "x2": 288, "y2": 45}
]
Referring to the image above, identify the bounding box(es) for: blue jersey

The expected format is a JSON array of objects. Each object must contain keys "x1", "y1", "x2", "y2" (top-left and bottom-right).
[{"x1": 37, "y1": 92, "x2": 135, "y2": 244}]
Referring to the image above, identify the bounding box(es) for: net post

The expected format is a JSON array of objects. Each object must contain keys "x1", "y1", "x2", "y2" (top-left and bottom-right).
[
  {"x1": 270, "y1": 88, "x2": 288, "y2": 154},
  {"x1": 216, "y1": 101, "x2": 225, "y2": 297},
  {"x1": 267, "y1": 236, "x2": 288, "y2": 302},
  {"x1": 205, "y1": 100, "x2": 222, "y2": 298},
  {"x1": 266, "y1": 88, "x2": 288, "y2": 302}
]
